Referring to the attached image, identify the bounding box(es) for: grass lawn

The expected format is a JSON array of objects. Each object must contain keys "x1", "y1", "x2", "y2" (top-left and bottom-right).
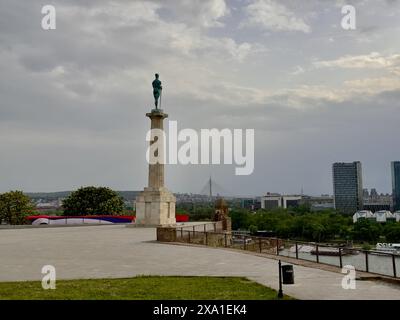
[{"x1": 0, "y1": 276, "x2": 291, "y2": 300}]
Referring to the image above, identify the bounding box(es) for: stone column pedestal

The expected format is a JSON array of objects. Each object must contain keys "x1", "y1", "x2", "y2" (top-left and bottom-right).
[
  {"x1": 135, "y1": 109, "x2": 176, "y2": 226},
  {"x1": 135, "y1": 187, "x2": 176, "y2": 226}
]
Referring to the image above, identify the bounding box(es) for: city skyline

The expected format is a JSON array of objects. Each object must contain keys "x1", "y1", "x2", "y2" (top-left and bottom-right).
[
  {"x1": 1, "y1": 0, "x2": 400, "y2": 196},
  {"x1": 2, "y1": 161, "x2": 397, "y2": 198}
]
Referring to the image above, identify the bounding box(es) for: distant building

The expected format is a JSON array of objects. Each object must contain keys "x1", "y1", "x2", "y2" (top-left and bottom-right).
[
  {"x1": 261, "y1": 193, "x2": 281, "y2": 209},
  {"x1": 332, "y1": 162, "x2": 363, "y2": 214},
  {"x1": 374, "y1": 210, "x2": 395, "y2": 223},
  {"x1": 392, "y1": 161, "x2": 400, "y2": 211},
  {"x1": 300, "y1": 195, "x2": 334, "y2": 211},
  {"x1": 240, "y1": 198, "x2": 261, "y2": 210},
  {"x1": 261, "y1": 193, "x2": 302, "y2": 210},
  {"x1": 370, "y1": 188, "x2": 379, "y2": 200},
  {"x1": 363, "y1": 203, "x2": 391, "y2": 212},
  {"x1": 362, "y1": 188, "x2": 392, "y2": 212},
  {"x1": 353, "y1": 210, "x2": 374, "y2": 223},
  {"x1": 353, "y1": 210, "x2": 397, "y2": 223}
]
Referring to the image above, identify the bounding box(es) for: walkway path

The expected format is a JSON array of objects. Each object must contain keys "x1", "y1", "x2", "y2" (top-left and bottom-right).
[{"x1": 0, "y1": 225, "x2": 399, "y2": 300}]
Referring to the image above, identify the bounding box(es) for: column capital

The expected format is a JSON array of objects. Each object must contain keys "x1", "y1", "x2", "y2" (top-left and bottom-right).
[{"x1": 146, "y1": 109, "x2": 168, "y2": 119}]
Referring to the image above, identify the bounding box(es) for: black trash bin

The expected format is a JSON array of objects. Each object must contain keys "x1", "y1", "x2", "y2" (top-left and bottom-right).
[{"x1": 281, "y1": 265, "x2": 294, "y2": 284}]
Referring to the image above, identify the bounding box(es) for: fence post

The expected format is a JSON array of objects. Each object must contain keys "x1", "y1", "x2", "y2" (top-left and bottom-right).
[
  {"x1": 276, "y1": 238, "x2": 280, "y2": 256},
  {"x1": 339, "y1": 248, "x2": 343, "y2": 269},
  {"x1": 188, "y1": 231, "x2": 191, "y2": 243},
  {"x1": 365, "y1": 251, "x2": 369, "y2": 273},
  {"x1": 193, "y1": 225, "x2": 195, "y2": 233},
  {"x1": 204, "y1": 224, "x2": 206, "y2": 233},
  {"x1": 214, "y1": 223, "x2": 216, "y2": 232},
  {"x1": 205, "y1": 232, "x2": 208, "y2": 246},
  {"x1": 259, "y1": 238, "x2": 262, "y2": 253},
  {"x1": 181, "y1": 227, "x2": 183, "y2": 239},
  {"x1": 224, "y1": 233, "x2": 227, "y2": 247},
  {"x1": 393, "y1": 254, "x2": 397, "y2": 278},
  {"x1": 243, "y1": 237, "x2": 246, "y2": 250},
  {"x1": 295, "y1": 242, "x2": 299, "y2": 259},
  {"x1": 316, "y1": 245, "x2": 319, "y2": 263}
]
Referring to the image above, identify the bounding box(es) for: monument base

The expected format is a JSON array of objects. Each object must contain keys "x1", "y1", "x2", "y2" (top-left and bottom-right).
[{"x1": 134, "y1": 187, "x2": 176, "y2": 226}]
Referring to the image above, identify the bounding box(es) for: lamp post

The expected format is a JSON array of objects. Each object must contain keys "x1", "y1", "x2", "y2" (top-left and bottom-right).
[{"x1": 278, "y1": 260, "x2": 283, "y2": 298}]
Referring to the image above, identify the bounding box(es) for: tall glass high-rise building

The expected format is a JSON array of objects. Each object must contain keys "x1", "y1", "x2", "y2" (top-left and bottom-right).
[
  {"x1": 392, "y1": 161, "x2": 400, "y2": 211},
  {"x1": 332, "y1": 162, "x2": 363, "y2": 214}
]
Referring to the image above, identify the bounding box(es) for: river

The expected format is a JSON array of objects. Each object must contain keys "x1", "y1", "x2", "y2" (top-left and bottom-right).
[{"x1": 279, "y1": 248, "x2": 400, "y2": 277}]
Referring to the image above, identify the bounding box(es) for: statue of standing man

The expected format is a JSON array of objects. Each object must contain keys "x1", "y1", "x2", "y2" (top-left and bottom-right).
[{"x1": 152, "y1": 73, "x2": 162, "y2": 109}]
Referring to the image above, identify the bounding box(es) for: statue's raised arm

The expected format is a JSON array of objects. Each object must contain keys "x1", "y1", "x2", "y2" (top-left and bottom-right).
[{"x1": 152, "y1": 73, "x2": 162, "y2": 109}]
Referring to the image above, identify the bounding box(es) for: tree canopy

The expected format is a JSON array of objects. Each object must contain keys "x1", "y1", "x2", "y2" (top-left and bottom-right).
[
  {"x1": 62, "y1": 186, "x2": 124, "y2": 216},
  {"x1": 0, "y1": 191, "x2": 34, "y2": 225},
  {"x1": 230, "y1": 208, "x2": 353, "y2": 242}
]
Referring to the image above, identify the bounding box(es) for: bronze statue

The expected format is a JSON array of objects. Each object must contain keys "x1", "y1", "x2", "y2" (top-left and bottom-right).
[{"x1": 152, "y1": 73, "x2": 162, "y2": 109}]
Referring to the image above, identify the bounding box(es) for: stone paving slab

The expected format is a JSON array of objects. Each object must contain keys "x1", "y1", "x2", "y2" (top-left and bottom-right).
[{"x1": 0, "y1": 225, "x2": 399, "y2": 300}]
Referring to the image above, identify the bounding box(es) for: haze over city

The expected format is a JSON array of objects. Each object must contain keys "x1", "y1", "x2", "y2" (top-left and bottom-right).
[{"x1": 1, "y1": 0, "x2": 400, "y2": 196}]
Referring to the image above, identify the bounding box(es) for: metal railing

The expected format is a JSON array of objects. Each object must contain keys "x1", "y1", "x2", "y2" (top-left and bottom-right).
[
  {"x1": 174, "y1": 228, "x2": 399, "y2": 278},
  {"x1": 175, "y1": 229, "x2": 281, "y2": 254},
  {"x1": 177, "y1": 221, "x2": 221, "y2": 233}
]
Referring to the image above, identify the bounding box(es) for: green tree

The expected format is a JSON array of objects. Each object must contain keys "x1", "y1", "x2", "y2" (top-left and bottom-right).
[
  {"x1": 291, "y1": 204, "x2": 311, "y2": 215},
  {"x1": 229, "y1": 209, "x2": 253, "y2": 230},
  {"x1": 352, "y1": 219, "x2": 383, "y2": 242},
  {"x1": 0, "y1": 191, "x2": 34, "y2": 225},
  {"x1": 248, "y1": 225, "x2": 258, "y2": 235},
  {"x1": 227, "y1": 206, "x2": 392, "y2": 243},
  {"x1": 62, "y1": 186, "x2": 124, "y2": 216},
  {"x1": 384, "y1": 223, "x2": 400, "y2": 242},
  {"x1": 176, "y1": 203, "x2": 215, "y2": 221}
]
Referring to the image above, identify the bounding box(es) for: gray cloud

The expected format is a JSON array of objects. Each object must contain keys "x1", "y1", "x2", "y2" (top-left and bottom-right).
[{"x1": 0, "y1": 0, "x2": 399, "y2": 196}]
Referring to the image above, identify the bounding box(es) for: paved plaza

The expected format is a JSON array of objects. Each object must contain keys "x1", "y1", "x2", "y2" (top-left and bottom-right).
[{"x1": 0, "y1": 225, "x2": 399, "y2": 300}]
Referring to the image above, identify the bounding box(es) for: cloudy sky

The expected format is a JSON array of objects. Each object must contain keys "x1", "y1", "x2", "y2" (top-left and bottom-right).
[{"x1": 0, "y1": 0, "x2": 399, "y2": 196}]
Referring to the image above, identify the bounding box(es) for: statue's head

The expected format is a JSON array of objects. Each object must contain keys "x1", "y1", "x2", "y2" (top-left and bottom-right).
[{"x1": 155, "y1": 73, "x2": 159, "y2": 79}]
